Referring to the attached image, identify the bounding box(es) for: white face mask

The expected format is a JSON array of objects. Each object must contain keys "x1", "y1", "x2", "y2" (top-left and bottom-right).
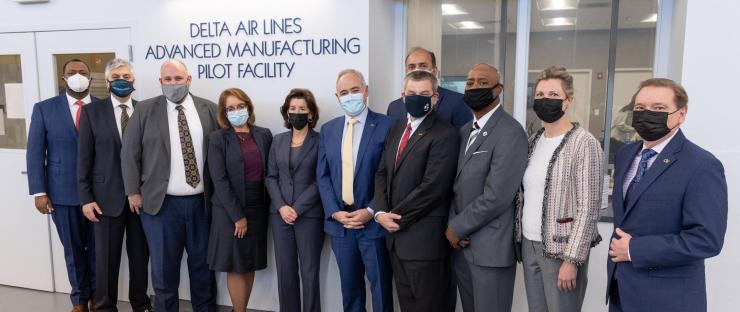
[{"x1": 66, "y1": 73, "x2": 90, "y2": 93}]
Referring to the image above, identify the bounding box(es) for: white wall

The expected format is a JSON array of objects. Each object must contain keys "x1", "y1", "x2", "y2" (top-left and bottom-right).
[{"x1": 677, "y1": 1, "x2": 740, "y2": 311}]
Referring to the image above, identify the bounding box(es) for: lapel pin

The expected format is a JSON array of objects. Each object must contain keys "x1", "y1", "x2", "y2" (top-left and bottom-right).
[
  {"x1": 482, "y1": 131, "x2": 488, "y2": 137},
  {"x1": 370, "y1": 123, "x2": 376, "y2": 127},
  {"x1": 663, "y1": 159, "x2": 670, "y2": 164}
]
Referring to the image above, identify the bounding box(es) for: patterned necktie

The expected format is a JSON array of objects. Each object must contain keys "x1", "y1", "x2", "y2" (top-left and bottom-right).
[
  {"x1": 74, "y1": 99, "x2": 84, "y2": 131},
  {"x1": 342, "y1": 118, "x2": 358, "y2": 205},
  {"x1": 625, "y1": 148, "x2": 658, "y2": 201},
  {"x1": 119, "y1": 104, "x2": 129, "y2": 135},
  {"x1": 175, "y1": 105, "x2": 200, "y2": 188},
  {"x1": 396, "y1": 122, "x2": 412, "y2": 163},
  {"x1": 465, "y1": 121, "x2": 481, "y2": 154}
]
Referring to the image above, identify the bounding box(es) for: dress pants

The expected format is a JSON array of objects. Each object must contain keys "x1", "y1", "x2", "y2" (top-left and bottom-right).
[
  {"x1": 521, "y1": 238, "x2": 589, "y2": 312},
  {"x1": 95, "y1": 202, "x2": 151, "y2": 312},
  {"x1": 389, "y1": 249, "x2": 450, "y2": 312},
  {"x1": 51, "y1": 204, "x2": 96, "y2": 306},
  {"x1": 271, "y1": 215, "x2": 324, "y2": 312},
  {"x1": 140, "y1": 194, "x2": 216, "y2": 312},
  {"x1": 453, "y1": 249, "x2": 515, "y2": 312},
  {"x1": 331, "y1": 229, "x2": 393, "y2": 312}
]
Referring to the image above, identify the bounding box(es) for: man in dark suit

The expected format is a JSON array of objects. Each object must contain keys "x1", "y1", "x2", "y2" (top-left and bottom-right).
[
  {"x1": 77, "y1": 58, "x2": 151, "y2": 312},
  {"x1": 121, "y1": 59, "x2": 218, "y2": 312},
  {"x1": 607, "y1": 78, "x2": 727, "y2": 312},
  {"x1": 317, "y1": 69, "x2": 394, "y2": 312},
  {"x1": 27, "y1": 58, "x2": 98, "y2": 312},
  {"x1": 374, "y1": 70, "x2": 459, "y2": 312},
  {"x1": 386, "y1": 47, "x2": 472, "y2": 129},
  {"x1": 446, "y1": 64, "x2": 528, "y2": 312}
]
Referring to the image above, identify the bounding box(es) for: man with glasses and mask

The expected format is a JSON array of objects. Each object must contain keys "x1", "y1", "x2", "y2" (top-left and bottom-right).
[
  {"x1": 77, "y1": 58, "x2": 152, "y2": 312},
  {"x1": 607, "y1": 78, "x2": 727, "y2": 312},
  {"x1": 446, "y1": 63, "x2": 528, "y2": 312},
  {"x1": 121, "y1": 59, "x2": 218, "y2": 312},
  {"x1": 386, "y1": 47, "x2": 472, "y2": 129},
  {"x1": 27, "y1": 58, "x2": 98, "y2": 312},
  {"x1": 317, "y1": 69, "x2": 395, "y2": 312}
]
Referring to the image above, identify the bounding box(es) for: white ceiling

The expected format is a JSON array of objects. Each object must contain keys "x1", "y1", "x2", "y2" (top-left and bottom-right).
[{"x1": 440, "y1": 0, "x2": 659, "y2": 35}]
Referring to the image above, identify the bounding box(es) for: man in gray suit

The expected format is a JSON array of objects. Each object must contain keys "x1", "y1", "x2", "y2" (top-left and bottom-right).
[
  {"x1": 121, "y1": 59, "x2": 218, "y2": 312},
  {"x1": 446, "y1": 63, "x2": 528, "y2": 312}
]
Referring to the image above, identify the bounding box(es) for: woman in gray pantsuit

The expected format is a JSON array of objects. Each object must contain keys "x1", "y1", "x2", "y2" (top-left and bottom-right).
[
  {"x1": 265, "y1": 88, "x2": 324, "y2": 312},
  {"x1": 515, "y1": 66, "x2": 604, "y2": 312}
]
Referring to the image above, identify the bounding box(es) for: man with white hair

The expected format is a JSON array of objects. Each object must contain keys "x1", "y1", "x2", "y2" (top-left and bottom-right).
[
  {"x1": 121, "y1": 59, "x2": 218, "y2": 312},
  {"x1": 77, "y1": 58, "x2": 152, "y2": 312}
]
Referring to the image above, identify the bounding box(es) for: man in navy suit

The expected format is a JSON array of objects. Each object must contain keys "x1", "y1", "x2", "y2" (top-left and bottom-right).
[
  {"x1": 386, "y1": 47, "x2": 472, "y2": 129},
  {"x1": 27, "y1": 58, "x2": 98, "y2": 312},
  {"x1": 77, "y1": 58, "x2": 152, "y2": 312},
  {"x1": 317, "y1": 69, "x2": 394, "y2": 312},
  {"x1": 607, "y1": 78, "x2": 728, "y2": 312}
]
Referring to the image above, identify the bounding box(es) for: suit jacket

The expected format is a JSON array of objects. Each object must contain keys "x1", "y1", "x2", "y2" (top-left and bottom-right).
[
  {"x1": 77, "y1": 97, "x2": 136, "y2": 217},
  {"x1": 208, "y1": 126, "x2": 272, "y2": 222},
  {"x1": 448, "y1": 107, "x2": 528, "y2": 267},
  {"x1": 387, "y1": 87, "x2": 472, "y2": 129},
  {"x1": 265, "y1": 129, "x2": 322, "y2": 218},
  {"x1": 606, "y1": 130, "x2": 727, "y2": 311},
  {"x1": 121, "y1": 94, "x2": 218, "y2": 215},
  {"x1": 317, "y1": 109, "x2": 394, "y2": 238},
  {"x1": 374, "y1": 112, "x2": 459, "y2": 260},
  {"x1": 27, "y1": 94, "x2": 99, "y2": 205}
]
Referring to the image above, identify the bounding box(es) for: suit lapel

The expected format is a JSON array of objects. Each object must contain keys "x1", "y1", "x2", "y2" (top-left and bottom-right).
[
  {"x1": 56, "y1": 95, "x2": 78, "y2": 139},
  {"x1": 355, "y1": 111, "x2": 378, "y2": 175},
  {"x1": 154, "y1": 96, "x2": 171, "y2": 159},
  {"x1": 394, "y1": 113, "x2": 435, "y2": 172},
  {"x1": 456, "y1": 107, "x2": 503, "y2": 178},
  {"x1": 226, "y1": 128, "x2": 246, "y2": 187},
  {"x1": 100, "y1": 98, "x2": 122, "y2": 147},
  {"x1": 251, "y1": 128, "x2": 268, "y2": 171},
  {"x1": 623, "y1": 131, "x2": 686, "y2": 220},
  {"x1": 613, "y1": 142, "x2": 641, "y2": 225},
  {"x1": 293, "y1": 130, "x2": 317, "y2": 172}
]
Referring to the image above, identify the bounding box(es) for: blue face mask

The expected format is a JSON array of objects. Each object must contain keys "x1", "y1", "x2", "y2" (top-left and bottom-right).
[
  {"x1": 109, "y1": 79, "x2": 135, "y2": 97},
  {"x1": 339, "y1": 93, "x2": 366, "y2": 117},
  {"x1": 227, "y1": 109, "x2": 249, "y2": 127}
]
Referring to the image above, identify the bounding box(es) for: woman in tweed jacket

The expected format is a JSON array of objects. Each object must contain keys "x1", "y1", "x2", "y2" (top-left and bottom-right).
[{"x1": 515, "y1": 66, "x2": 604, "y2": 312}]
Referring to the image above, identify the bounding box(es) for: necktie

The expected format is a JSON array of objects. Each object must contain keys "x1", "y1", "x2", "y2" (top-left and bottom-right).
[
  {"x1": 396, "y1": 122, "x2": 412, "y2": 163},
  {"x1": 625, "y1": 149, "x2": 658, "y2": 201},
  {"x1": 175, "y1": 105, "x2": 200, "y2": 188},
  {"x1": 119, "y1": 104, "x2": 129, "y2": 135},
  {"x1": 342, "y1": 118, "x2": 358, "y2": 205},
  {"x1": 465, "y1": 121, "x2": 481, "y2": 154},
  {"x1": 74, "y1": 99, "x2": 84, "y2": 131}
]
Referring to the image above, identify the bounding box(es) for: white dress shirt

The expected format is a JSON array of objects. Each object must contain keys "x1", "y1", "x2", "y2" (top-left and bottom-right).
[
  {"x1": 65, "y1": 93, "x2": 91, "y2": 126},
  {"x1": 111, "y1": 95, "x2": 134, "y2": 138},
  {"x1": 166, "y1": 94, "x2": 205, "y2": 195},
  {"x1": 340, "y1": 107, "x2": 373, "y2": 213},
  {"x1": 622, "y1": 130, "x2": 678, "y2": 199},
  {"x1": 395, "y1": 113, "x2": 427, "y2": 156}
]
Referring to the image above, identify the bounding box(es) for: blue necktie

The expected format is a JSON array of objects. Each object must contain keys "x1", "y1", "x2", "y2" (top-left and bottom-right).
[{"x1": 625, "y1": 149, "x2": 658, "y2": 202}]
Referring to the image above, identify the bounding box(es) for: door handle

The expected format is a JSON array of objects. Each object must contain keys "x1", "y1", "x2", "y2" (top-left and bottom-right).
[{"x1": 21, "y1": 171, "x2": 27, "y2": 175}]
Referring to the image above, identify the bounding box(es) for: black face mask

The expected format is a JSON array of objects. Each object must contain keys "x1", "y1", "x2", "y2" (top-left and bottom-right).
[
  {"x1": 632, "y1": 109, "x2": 678, "y2": 141},
  {"x1": 404, "y1": 95, "x2": 432, "y2": 118},
  {"x1": 464, "y1": 86, "x2": 500, "y2": 111},
  {"x1": 533, "y1": 98, "x2": 565, "y2": 123},
  {"x1": 288, "y1": 113, "x2": 309, "y2": 130}
]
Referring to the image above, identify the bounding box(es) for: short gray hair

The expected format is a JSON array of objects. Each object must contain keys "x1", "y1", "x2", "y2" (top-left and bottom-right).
[
  {"x1": 403, "y1": 70, "x2": 438, "y2": 91},
  {"x1": 336, "y1": 69, "x2": 366, "y2": 87},
  {"x1": 104, "y1": 58, "x2": 134, "y2": 79}
]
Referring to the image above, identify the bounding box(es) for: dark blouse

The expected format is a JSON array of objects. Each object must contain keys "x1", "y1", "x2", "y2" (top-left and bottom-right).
[
  {"x1": 289, "y1": 145, "x2": 301, "y2": 172},
  {"x1": 236, "y1": 131, "x2": 263, "y2": 182}
]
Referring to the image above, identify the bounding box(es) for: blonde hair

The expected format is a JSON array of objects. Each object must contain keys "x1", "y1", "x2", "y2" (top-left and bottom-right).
[{"x1": 535, "y1": 66, "x2": 574, "y2": 99}]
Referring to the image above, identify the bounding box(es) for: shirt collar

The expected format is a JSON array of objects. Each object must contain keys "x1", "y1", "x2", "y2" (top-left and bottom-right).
[
  {"x1": 473, "y1": 104, "x2": 500, "y2": 129},
  {"x1": 641, "y1": 129, "x2": 678, "y2": 155},
  {"x1": 110, "y1": 95, "x2": 133, "y2": 110},
  {"x1": 406, "y1": 113, "x2": 426, "y2": 131},
  {"x1": 167, "y1": 94, "x2": 194, "y2": 112},
  {"x1": 66, "y1": 93, "x2": 91, "y2": 106},
  {"x1": 345, "y1": 106, "x2": 369, "y2": 125}
]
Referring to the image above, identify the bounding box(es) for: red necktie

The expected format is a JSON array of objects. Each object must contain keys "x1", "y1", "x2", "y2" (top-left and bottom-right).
[
  {"x1": 396, "y1": 123, "x2": 412, "y2": 163},
  {"x1": 74, "y1": 99, "x2": 84, "y2": 131}
]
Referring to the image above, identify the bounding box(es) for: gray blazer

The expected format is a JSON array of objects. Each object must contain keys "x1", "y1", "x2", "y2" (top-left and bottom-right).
[
  {"x1": 448, "y1": 107, "x2": 528, "y2": 267},
  {"x1": 121, "y1": 94, "x2": 218, "y2": 215},
  {"x1": 265, "y1": 129, "x2": 323, "y2": 218}
]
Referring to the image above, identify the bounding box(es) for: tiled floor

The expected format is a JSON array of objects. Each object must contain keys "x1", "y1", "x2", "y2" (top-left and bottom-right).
[{"x1": 0, "y1": 285, "x2": 267, "y2": 312}]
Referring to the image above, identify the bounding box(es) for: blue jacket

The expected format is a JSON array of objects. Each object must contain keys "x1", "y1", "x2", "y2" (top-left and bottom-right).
[
  {"x1": 607, "y1": 130, "x2": 727, "y2": 312},
  {"x1": 386, "y1": 86, "x2": 472, "y2": 129},
  {"x1": 27, "y1": 94, "x2": 98, "y2": 205},
  {"x1": 317, "y1": 109, "x2": 394, "y2": 238}
]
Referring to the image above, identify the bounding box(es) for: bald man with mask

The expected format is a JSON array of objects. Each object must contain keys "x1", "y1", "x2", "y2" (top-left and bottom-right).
[
  {"x1": 121, "y1": 59, "x2": 218, "y2": 312},
  {"x1": 446, "y1": 64, "x2": 528, "y2": 312}
]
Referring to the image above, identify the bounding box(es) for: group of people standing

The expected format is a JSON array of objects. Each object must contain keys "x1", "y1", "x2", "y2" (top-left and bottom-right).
[{"x1": 26, "y1": 45, "x2": 727, "y2": 312}]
